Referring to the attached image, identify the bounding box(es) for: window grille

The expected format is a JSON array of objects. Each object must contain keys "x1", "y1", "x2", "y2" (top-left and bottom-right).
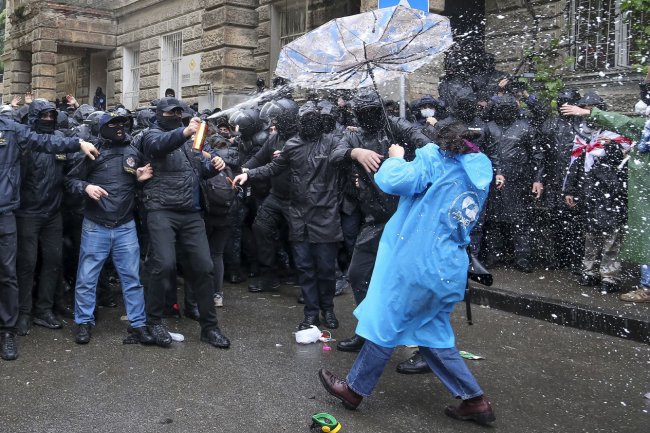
[
  {"x1": 123, "y1": 47, "x2": 140, "y2": 110},
  {"x1": 279, "y1": 0, "x2": 307, "y2": 48},
  {"x1": 161, "y1": 32, "x2": 183, "y2": 98},
  {"x1": 571, "y1": 0, "x2": 630, "y2": 71}
]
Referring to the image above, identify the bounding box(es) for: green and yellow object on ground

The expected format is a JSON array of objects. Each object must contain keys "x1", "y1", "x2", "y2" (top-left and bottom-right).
[{"x1": 311, "y1": 412, "x2": 341, "y2": 433}]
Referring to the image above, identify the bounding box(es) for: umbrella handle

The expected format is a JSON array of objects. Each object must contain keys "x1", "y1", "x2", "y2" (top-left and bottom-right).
[{"x1": 364, "y1": 56, "x2": 396, "y2": 144}]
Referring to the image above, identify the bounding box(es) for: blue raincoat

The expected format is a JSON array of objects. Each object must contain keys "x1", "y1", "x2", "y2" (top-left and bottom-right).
[{"x1": 354, "y1": 143, "x2": 492, "y2": 348}]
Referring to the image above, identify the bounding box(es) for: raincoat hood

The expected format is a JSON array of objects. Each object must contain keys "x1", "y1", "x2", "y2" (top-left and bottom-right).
[{"x1": 28, "y1": 99, "x2": 57, "y2": 132}]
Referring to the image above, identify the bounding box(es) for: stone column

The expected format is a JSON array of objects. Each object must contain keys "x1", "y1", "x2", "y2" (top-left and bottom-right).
[
  {"x1": 201, "y1": 0, "x2": 259, "y2": 108},
  {"x1": 31, "y1": 38, "x2": 58, "y2": 102},
  {"x1": 3, "y1": 49, "x2": 33, "y2": 98}
]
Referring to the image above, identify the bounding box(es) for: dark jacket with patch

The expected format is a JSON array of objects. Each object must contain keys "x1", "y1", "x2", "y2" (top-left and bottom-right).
[
  {"x1": 140, "y1": 123, "x2": 216, "y2": 212},
  {"x1": 17, "y1": 101, "x2": 74, "y2": 218},
  {"x1": 0, "y1": 116, "x2": 81, "y2": 215},
  {"x1": 65, "y1": 139, "x2": 143, "y2": 227}
]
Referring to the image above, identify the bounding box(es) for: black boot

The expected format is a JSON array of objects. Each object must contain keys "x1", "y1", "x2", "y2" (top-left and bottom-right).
[
  {"x1": 248, "y1": 276, "x2": 280, "y2": 293},
  {"x1": 0, "y1": 332, "x2": 18, "y2": 360},
  {"x1": 16, "y1": 314, "x2": 32, "y2": 336},
  {"x1": 336, "y1": 335, "x2": 365, "y2": 352},
  {"x1": 396, "y1": 351, "x2": 432, "y2": 374},
  {"x1": 130, "y1": 326, "x2": 155, "y2": 345}
]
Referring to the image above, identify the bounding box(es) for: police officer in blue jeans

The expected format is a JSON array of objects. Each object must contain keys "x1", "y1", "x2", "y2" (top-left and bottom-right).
[
  {"x1": 65, "y1": 113, "x2": 155, "y2": 345},
  {"x1": 0, "y1": 110, "x2": 98, "y2": 360}
]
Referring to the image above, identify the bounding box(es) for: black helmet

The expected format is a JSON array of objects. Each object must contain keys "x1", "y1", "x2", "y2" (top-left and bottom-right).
[
  {"x1": 229, "y1": 108, "x2": 261, "y2": 137},
  {"x1": 576, "y1": 91, "x2": 607, "y2": 110},
  {"x1": 85, "y1": 110, "x2": 106, "y2": 137},
  {"x1": 353, "y1": 89, "x2": 386, "y2": 131},
  {"x1": 259, "y1": 98, "x2": 299, "y2": 136},
  {"x1": 317, "y1": 100, "x2": 338, "y2": 118},
  {"x1": 352, "y1": 88, "x2": 382, "y2": 111},
  {"x1": 556, "y1": 89, "x2": 582, "y2": 107}
]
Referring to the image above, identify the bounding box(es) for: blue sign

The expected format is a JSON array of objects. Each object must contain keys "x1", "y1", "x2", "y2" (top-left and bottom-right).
[{"x1": 378, "y1": 0, "x2": 430, "y2": 14}]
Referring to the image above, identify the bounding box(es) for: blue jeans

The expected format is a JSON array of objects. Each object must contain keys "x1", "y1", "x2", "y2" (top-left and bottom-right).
[
  {"x1": 74, "y1": 218, "x2": 146, "y2": 328},
  {"x1": 641, "y1": 264, "x2": 650, "y2": 288},
  {"x1": 346, "y1": 340, "x2": 483, "y2": 400}
]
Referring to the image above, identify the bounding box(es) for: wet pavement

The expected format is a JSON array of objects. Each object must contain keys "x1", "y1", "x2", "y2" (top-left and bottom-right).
[{"x1": 2, "y1": 282, "x2": 649, "y2": 433}]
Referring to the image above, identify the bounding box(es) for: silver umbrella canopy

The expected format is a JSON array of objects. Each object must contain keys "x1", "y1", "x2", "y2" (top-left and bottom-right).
[{"x1": 274, "y1": 4, "x2": 453, "y2": 90}]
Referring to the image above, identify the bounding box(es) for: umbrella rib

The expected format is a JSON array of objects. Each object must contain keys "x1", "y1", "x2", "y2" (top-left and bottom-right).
[{"x1": 334, "y1": 19, "x2": 366, "y2": 65}]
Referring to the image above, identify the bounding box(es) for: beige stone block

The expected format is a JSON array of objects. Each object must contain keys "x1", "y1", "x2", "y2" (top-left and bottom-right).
[
  {"x1": 203, "y1": 6, "x2": 258, "y2": 30},
  {"x1": 202, "y1": 47, "x2": 256, "y2": 70},
  {"x1": 204, "y1": 0, "x2": 257, "y2": 9},
  {"x1": 140, "y1": 75, "x2": 159, "y2": 89},
  {"x1": 255, "y1": 54, "x2": 270, "y2": 73},
  {"x1": 32, "y1": 64, "x2": 57, "y2": 78},
  {"x1": 140, "y1": 49, "x2": 160, "y2": 64},
  {"x1": 32, "y1": 89, "x2": 56, "y2": 101},
  {"x1": 12, "y1": 60, "x2": 32, "y2": 73},
  {"x1": 12, "y1": 72, "x2": 32, "y2": 84},
  {"x1": 202, "y1": 28, "x2": 226, "y2": 50},
  {"x1": 184, "y1": 39, "x2": 203, "y2": 55},
  {"x1": 32, "y1": 40, "x2": 57, "y2": 53},
  {"x1": 258, "y1": 20, "x2": 271, "y2": 39},
  {"x1": 32, "y1": 77, "x2": 57, "y2": 90},
  {"x1": 32, "y1": 51, "x2": 57, "y2": 65},
  {"x1": 257, "y1": 4, "x2": 270, "y2": 22},
  {"x1": 255, "y1": 37, "x2": 270, "y2": 56}
]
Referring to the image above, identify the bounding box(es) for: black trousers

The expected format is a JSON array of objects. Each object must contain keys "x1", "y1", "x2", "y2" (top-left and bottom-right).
[
  {"x1": 347, "y1": 223, "x2": 384, "y2": 305},
  {"x1": 16, "y1": 213, "x2": 63, "y2": 316},
  {"x1": 252, "y1": 194, "x2": 291, "y2": 276},
  {"x1": 145, "y1": 210, "x2": 218, "y2": 332},
  {"x1": 0, "y1": 213, "x2": 18, "y2": 331},
  {"x1": 292, "y1": 241, "x2": 337, "y2": 317}
]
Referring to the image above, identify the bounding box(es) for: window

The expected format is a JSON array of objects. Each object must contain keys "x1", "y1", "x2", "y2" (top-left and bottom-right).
[
  {"x1": 161, "y1": 32, "x2": 183, "y2": 99},
  {"x1": 270, "y1": 0, "x2": 307, "y2": 76},
  {"x1": 570, "y1": 0, "x2": 630, "y2": 71},
  {"x1": 123, "y1": 46, "x2": 140, "y2": 110},
  {"x1": 279, "y1": 0, "x2": 307, "y2": 48}
]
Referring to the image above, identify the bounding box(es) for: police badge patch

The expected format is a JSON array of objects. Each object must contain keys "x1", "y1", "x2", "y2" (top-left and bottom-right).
[{"x1": 124, "y1": 156, "x2": 137, "y2": 174}]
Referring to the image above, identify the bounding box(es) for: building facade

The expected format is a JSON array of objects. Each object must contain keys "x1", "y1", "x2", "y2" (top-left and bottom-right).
[{"x1": 1, "y1": 0, "x2": 645, "y2": 111}]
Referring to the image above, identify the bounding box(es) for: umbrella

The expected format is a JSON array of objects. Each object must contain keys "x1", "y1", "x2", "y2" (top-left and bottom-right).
[{"x1": 275, "y1": 4, "x2": 453, "y2": 91}]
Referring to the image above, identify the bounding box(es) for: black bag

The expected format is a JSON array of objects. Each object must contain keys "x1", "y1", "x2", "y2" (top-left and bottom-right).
[{"x1": 204, "y1": 167, "x2": 236, "y2": 215}]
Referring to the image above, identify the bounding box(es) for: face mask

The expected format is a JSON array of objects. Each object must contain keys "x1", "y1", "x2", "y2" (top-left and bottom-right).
[
  {"x1": 356, "y1": 107, "x2": 384, "y2": 131},
  {"x1": 35, "y1": 119, "x2": 56, "y2": 134},
  {"x1": 494, "y1": 106, "x2": 518, "y2": 125},
  {"x1": 299, "y1": 114, "x2": 323, "y2": 140},
  {"x1": 102, "y1": 126, "x2": 126, "y2": 142},
  {"x1": 420, "y1": 108, "x2": 435, "y2": 118},
  {"x1": 322, "y1": 116, "x2": 336, "y2": 133},
  {"x1": 156, "y1": 113, "x2": 182, "y2": 131}
]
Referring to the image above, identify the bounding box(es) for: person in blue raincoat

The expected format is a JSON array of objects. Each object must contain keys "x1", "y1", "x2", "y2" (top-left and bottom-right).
[{"x1": 318, "y1": 122, "x2": 496, "y2": 426}]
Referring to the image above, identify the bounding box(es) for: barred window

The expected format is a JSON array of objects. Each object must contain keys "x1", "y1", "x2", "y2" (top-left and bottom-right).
[
  {"x1": 570, "y1": 0, "x2": 630, "y2": 71},
  {"x1": 279, "y1": 0, "x2": 307, "y2": 48},
  {"x1": 123, "y1": 46, "x2": 140, "y2": 110},
  {"x1": 161, "y1": 32, "x2": 183, "y2": 98}
]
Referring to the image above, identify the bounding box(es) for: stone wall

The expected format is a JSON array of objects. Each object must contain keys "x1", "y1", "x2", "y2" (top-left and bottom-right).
[
  {"x1": 483, "y1": 0, "x2": 644, "y2": 111},
  {"x1": 255, "y1": 0, "x2": 360, "y2": 86},
  {"x1": 111, "y1": 0, "x2": 203, "y2": 107}
]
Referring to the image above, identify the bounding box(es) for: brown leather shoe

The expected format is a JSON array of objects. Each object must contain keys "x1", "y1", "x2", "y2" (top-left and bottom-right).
[
  {"x1": 318, "y1": 368, "x2": 362, "y2": 410},
  {"x1": 444, "y1": 395, "x2": 496, "y2": 425}
]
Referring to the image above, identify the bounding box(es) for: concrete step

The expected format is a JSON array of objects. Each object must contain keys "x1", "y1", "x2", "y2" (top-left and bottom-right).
[{"x1": 467, "y1": 267, "x2": 650, "y2": 344}]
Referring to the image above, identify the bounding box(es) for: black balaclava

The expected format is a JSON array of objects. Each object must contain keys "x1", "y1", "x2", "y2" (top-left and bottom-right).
[
  {"x1": 101, "y1": 123, "x2": 126, "y2": 143},
  {"x1": 492, "y1": 96, "x2": 519, "y2": 126},
  {"x1": 355, "y1": 106, "x2": 385, "y2": 131},
  {"x1": 156, "y1": 112, "x2": 182, "y2": 131},
  {"x1": 321, "y1": 115, "x2": 336, "y2": 133},
  {"x1": 35, "y1": 110, "x2": 57, "y2": 134},
  {"x1": 298, "y1": 103, "x2": 323, "y2": 140},
  {"x1": 456, "y1": 96, "x2": 478, "y2": 123}
]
